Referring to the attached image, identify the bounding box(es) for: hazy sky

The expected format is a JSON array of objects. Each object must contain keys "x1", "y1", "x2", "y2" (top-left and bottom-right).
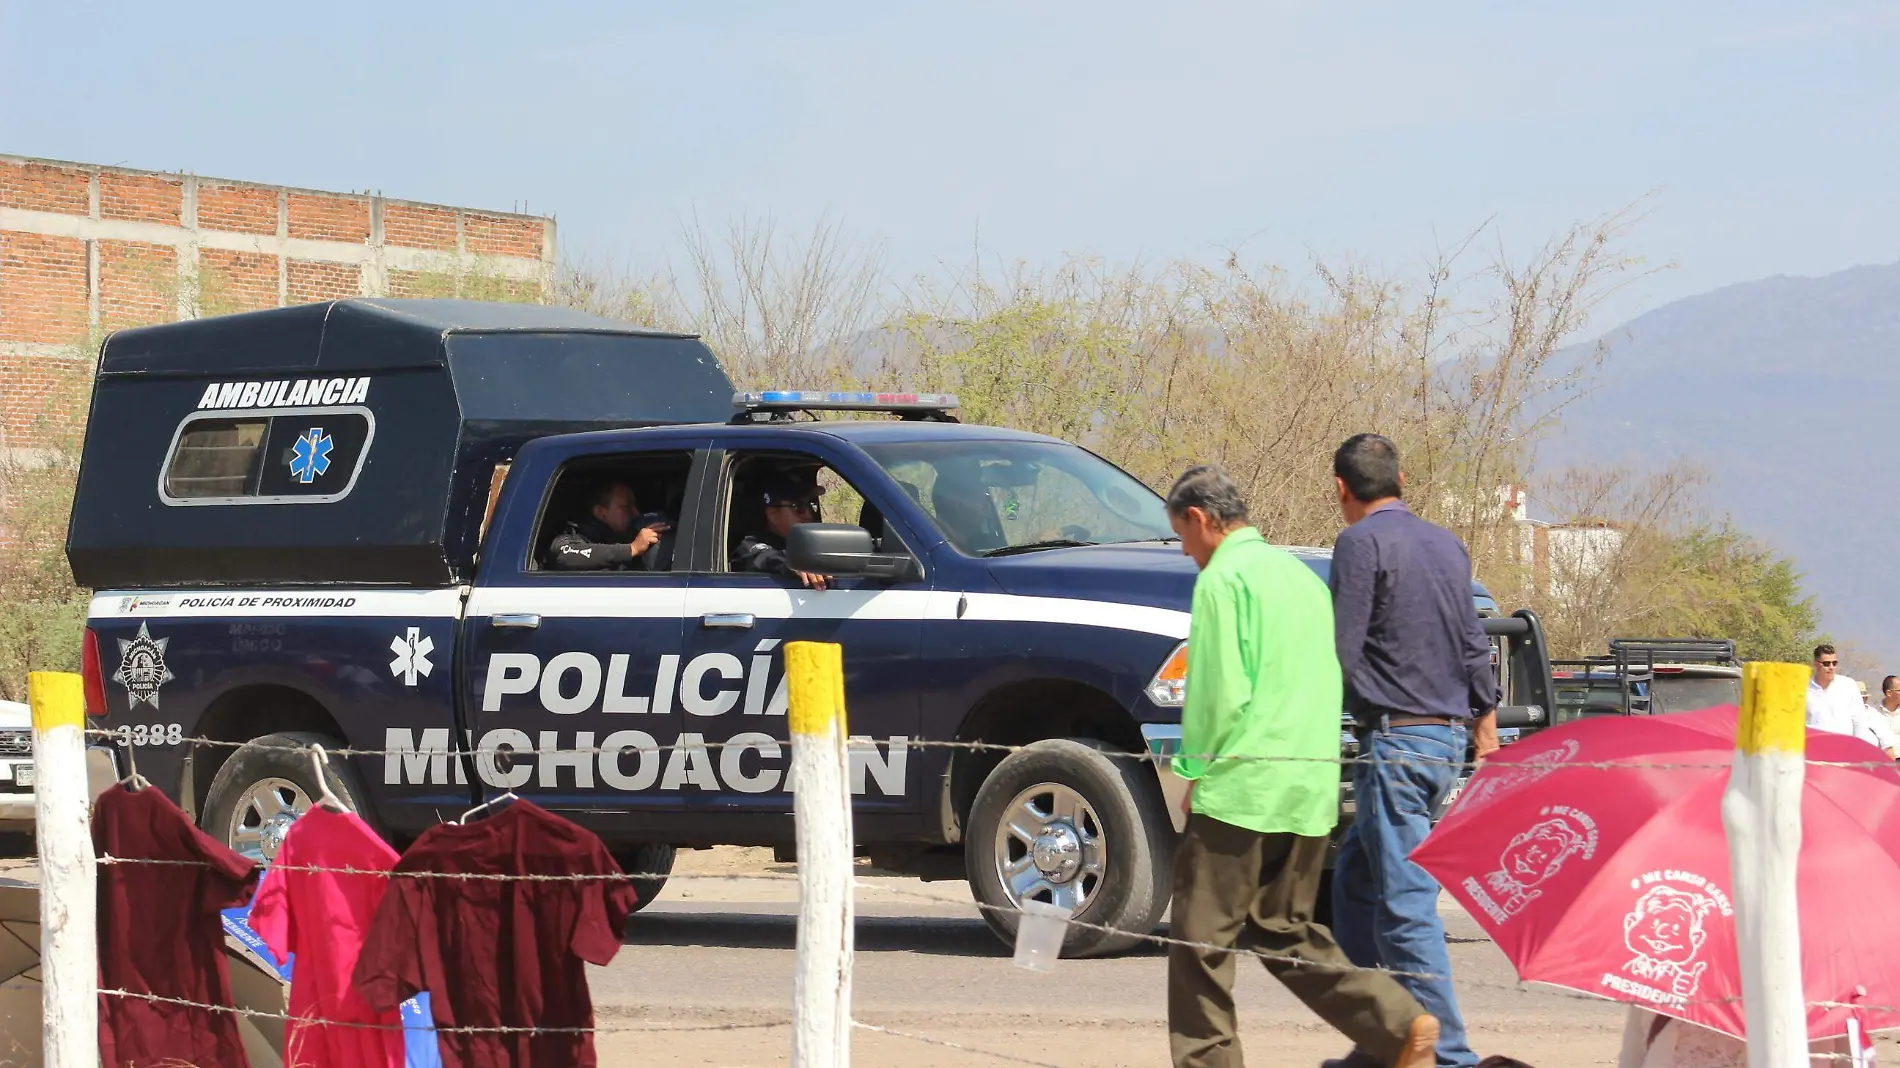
[{"x1": 4, "y1": 1, "x2": 1896, "y2": 327}]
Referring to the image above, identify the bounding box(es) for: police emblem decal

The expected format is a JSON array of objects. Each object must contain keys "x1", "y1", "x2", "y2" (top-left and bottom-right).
[
  {"x1": 113, "y1": 622, "x2": 175, "y2": 709},
  {"x1": 288, "y1": 427, "x2": 334, "y2": 484}
]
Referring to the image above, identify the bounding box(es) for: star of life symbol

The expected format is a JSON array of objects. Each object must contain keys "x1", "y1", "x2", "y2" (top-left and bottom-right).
[
  {"x1": 113, "y1": 622, "x2": 174, "y2": 709},
  {"x1": 288, "y1": 427, "x2": 333, "y2": 484},
  {"x1": 389, "y1": 627, "x2": 434, "y2": 687}
]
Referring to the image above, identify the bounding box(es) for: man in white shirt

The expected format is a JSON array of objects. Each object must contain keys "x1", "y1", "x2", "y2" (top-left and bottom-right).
[
  {"x1": 1806, "y1": 644, "x2": 1898, "y2": 758},
  {"x1": 1869, "y1": 675, "x2": 1900, "y2": 730}
]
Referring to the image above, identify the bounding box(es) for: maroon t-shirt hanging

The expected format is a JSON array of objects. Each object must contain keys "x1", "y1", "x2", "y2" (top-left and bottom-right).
[
  {"x1": 93, "y1": 782, "x2": 261, "y2": 1068},
  {"x1": 353, "y1": 799, "x2": 637, "y2": 1068}
]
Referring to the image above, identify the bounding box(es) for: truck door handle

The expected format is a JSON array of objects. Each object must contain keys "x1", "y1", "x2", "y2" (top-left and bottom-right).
[
  {"x1": 490, "y1": 613, "x2": 541, "y2": 629},
  {"x1": 701, "y1": 613, "x2": 755, "y2": 630}
]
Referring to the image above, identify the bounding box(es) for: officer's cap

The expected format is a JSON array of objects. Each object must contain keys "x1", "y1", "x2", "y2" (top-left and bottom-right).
[{"x1": 761, "y1": 472, "x2": 822, "y2": 506}]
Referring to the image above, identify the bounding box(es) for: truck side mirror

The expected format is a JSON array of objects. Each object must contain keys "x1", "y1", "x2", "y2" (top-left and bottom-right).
[{"x1": 786, "y1": 523, "x2": 916, "y2": 582}]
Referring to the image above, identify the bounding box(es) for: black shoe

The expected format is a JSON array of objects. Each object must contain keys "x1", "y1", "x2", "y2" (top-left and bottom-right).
[{"x1": 1322, "y1": 1051, "x2": 1386, "y2": 1068}]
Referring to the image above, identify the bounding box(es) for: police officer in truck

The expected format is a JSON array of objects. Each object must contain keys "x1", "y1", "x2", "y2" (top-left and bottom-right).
[
  {"x1": 548, "y1": 480, "x2": 672, "y2": 571},
  {"x1": 731, "y1": 472, "x2": 828, "y2": 589}
]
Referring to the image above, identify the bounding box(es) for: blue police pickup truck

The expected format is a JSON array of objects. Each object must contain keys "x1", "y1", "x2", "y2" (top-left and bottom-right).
[{"x1": 68, "y1": 298, "x2": 1551, "y2": 955}]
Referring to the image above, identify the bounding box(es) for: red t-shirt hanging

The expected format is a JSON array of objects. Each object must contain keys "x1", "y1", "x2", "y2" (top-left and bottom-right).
[
  {"x1": 249, "y1": 806, "x2": 406, "y2": 1068},
  {"x1": 94, "y1": 782, "x2": 260, "y2": 1068},
  {"x1": 353, "y1": 799, "x2": 637, "y2": 1068}
]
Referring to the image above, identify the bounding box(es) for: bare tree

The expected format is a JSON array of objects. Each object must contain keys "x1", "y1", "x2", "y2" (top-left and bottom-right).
[{"x1": 667, "y1": 214, "x2": 889, "y2": 389}]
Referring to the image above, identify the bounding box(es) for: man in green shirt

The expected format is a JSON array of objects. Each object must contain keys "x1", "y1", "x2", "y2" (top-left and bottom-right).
[{"x1": 1164, "y1": 465, "x2": 1438, "y2": 1068}]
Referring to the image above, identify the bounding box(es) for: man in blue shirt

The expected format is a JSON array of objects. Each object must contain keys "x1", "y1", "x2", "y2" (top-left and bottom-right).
[{"x1": 1326, "y1": 434, "x2": 1500, "y2": 1068}]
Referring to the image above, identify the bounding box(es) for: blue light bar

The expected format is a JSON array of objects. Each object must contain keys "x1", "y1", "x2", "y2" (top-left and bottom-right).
[{"x1": 733, "y1": 390, "x2": 960, "y2": 412}]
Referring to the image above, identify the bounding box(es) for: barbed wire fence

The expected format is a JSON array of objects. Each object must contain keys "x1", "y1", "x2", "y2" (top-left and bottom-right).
[{"x1": 7, "y1": 675, "x2": 1881, "y2": 1065}]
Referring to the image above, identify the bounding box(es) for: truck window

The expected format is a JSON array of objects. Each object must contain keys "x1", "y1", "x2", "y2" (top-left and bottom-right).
[
  {"x1": 165, "y1": 417, "x2": 267, "y2": 498},
  {"x1": 862, "y1": 439, "x2": 1172, "y2": 555},
  {"x1": 1651, "y1": 674, "x2": 1743, "y2": 714},
  {"x1": 530, "y1": 451, "x2": 694, "y2": 573},
  {"x1": 160, "y1": 408, "x2": 374, "y2": 505},
  {"x1": 719, "y1": 452, "x2": 884, "y2": 571}
]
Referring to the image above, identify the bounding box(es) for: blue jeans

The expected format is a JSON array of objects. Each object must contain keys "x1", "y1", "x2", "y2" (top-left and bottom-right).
[{"x1": 1332, "y1": 722, "x2": 1476, "y2": 1068}]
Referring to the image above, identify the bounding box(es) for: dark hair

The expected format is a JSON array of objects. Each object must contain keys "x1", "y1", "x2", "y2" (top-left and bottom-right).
[
  {"x1": 589, "y1": 480, "x2": 632, "y2": 511},
  {"x1": 1166, "y1": 465, "x2": 1249, "y2": 525},
  {"x1": 1333, "y1": 434, "x2": 1402, "y2": 503},
  {"x1": 1882, "y1": 675, "x2": 1898, "y2": 693},
  {"x1": 1814, "y1": 643, "x2": 1837, "y2": 660}
]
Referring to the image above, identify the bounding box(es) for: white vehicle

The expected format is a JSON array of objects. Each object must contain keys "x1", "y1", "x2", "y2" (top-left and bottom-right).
[
  {"x1": 0, "y1": 697, "x2": 120, "y2": 845},
  {"x1": 0, "y1": 700, "x2": 33, "y2": 837}
]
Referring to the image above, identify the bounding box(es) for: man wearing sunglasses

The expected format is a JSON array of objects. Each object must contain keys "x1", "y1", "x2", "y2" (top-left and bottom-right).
[
  {"x1": 1870, "y1": 676, "x2": 1900, "y2": 731},
  {"x1": 732, "y1": 473, "x2": 829, "y2": 590},
  {"x1": 1806, "y1": 644, "x2": 1898, "y2": 758}
]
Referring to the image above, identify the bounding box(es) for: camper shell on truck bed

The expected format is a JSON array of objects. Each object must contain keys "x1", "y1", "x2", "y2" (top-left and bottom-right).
[
  {"x1": 69, "y1": 298, "x2": 731, "y2": 589},
  {"x1": 71, "y1": 299, "x2": 1555, "y2": 959}
]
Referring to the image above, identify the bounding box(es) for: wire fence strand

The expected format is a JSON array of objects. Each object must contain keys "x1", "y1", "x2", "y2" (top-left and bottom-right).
[
  {"x1": 13, "y1": 728, "x2": 1890, "y2": 1059},
  {"x1": 72, "y1": 728, "x2": 1900, "y2": 773},
  {"x1": 98, "y1": 987, "x2": 790, "y2": 1036}
]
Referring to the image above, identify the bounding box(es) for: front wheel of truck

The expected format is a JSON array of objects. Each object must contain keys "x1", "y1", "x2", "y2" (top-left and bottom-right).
[
  {"x1": 201, "y1": 731, "x2": 376, "y2": 865},
  {"x1": 964, "y1": 738, "x2": 1175, "y2": 958},
  {"x1": 612, "y1": 844, "x2": 676, "y2": 912}
]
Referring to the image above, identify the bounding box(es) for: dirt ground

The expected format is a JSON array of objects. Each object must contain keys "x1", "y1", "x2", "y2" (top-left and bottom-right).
[
  {"x1": 8, "y1": 845, "x2": 1880, "y2": 1067},
  {"x1": 590, "y1": 846, "x2": 1633, "y2": 1068}
]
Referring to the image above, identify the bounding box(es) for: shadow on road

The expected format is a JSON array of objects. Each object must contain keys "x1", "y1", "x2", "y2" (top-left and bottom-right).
[{"x1": 625, "y1": 910, "x2": 1167, "y2": 959}]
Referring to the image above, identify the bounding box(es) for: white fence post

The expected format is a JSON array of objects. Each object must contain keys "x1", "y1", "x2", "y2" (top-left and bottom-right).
[
  {"x1": 786, "y1": 641, "x2": 853, "y2": 1068},
  {"x1": 1721, "y1": 661, "x2": 1807, "y2": 1068},
  {"x1": 31, "y1": 671, "x2": 99, "y2": 1068}
]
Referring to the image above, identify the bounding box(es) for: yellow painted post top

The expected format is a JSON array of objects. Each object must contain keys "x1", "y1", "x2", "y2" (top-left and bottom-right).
[
  {"x1": 27, "y1": 671, "x2": 86, "y2": 732},
  {"x1": 1738, "y1": 661, "x2": 1809, "y2": 755},
  {"x1": 785, "y1": 641, "x2": 848, "y2": 737}
]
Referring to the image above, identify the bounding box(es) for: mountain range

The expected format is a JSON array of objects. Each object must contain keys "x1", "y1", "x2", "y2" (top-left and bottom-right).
[{"x1": 1542, "y1": 259, "x2": 1900, "y2": 667}]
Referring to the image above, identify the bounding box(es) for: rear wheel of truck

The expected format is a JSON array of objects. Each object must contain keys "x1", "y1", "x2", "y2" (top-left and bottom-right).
[
  {"x1": 964, "y1": 738, "x2": 1174, "y2": 958},
  {"x1": 202, "y1": 731, "x2": 375, "y2": 864},
  {"x1": 612, "y1": 844, "x2": 676, "y2": 912}
]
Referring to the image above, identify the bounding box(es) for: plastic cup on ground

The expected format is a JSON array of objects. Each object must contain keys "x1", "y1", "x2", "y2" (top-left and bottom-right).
[{"x1": 1012, "y1": 900, "x2": 1072, "y2": 971}]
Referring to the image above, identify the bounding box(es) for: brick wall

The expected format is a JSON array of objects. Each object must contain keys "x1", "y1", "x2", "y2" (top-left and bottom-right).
[
  {"x1": 0, "y1": 153, "x2": 557, "y2": 458},
  {"x1": 287, "y1": 259, "x2": 362, "y2": 303},
  {"x1": 199, "y1": 247, "x2": 280, "y2": 313},
  {"x1": 98, "y1": 240, "x2": 177, "y2": 329},
  {"x1": 0, "y1": 160, "x2": 89, "y2": 215},
  {"x1": 0, "y1": 232, "x2": 88, "y2": 343},
  {"x1": 195, "y1": 183, "x2": 279, "y2": 236},
  {"x1": 382, "y1": 203, "x2": 460, "y2": 251},
  {"x1": 99, "y1": 172, "x2": 182, "y2": 224}
]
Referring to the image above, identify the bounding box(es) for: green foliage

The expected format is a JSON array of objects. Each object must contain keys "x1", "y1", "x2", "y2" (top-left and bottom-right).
[
  {"x1": 1657, "y1": 526, "x2": 1822, "y2": 663},
  {"x1": 0, "y1": 213, "x2": 1840, "y2": 692},
  {"x1": 894, "y1": 296, "x2": 1139, "y2": 447},
  {"x1": 0, "y1": 338, "x2": 95, "y2": 700},
  {"x1": 0, "y1": 597, "x2": 90, "y2": 701},
  {"x1": 395, "y1": 263, "x2": 543, "y2": 304}
]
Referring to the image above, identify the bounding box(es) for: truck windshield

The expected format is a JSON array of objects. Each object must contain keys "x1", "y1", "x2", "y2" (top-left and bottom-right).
[{"x1": 862, "y1": 439, "x2": 1174, "y2": 555}]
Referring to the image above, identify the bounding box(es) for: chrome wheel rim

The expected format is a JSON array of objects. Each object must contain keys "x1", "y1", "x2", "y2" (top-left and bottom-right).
[
  {"x1": 229, "y1": 776, "x2": 309, "y2": 864},
  {"x1": 992, "y1": 782, "x2": 1106, "y2": 913}
]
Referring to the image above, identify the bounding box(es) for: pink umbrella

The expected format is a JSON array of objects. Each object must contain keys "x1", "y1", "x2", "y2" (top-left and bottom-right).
[{"x1": 1413, "y1": 704, "x2": 1900, "y2": 1040}]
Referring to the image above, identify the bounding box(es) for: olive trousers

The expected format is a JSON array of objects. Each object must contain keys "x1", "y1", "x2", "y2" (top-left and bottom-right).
[{"x1": 1168, "y1": 813, "x2": 1425, "y2": 1068}]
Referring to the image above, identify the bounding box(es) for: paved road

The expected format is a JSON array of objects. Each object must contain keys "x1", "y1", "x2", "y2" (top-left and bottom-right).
[{"x1": 591, "y1": 853, "x2": 1629, "y2": 1067}]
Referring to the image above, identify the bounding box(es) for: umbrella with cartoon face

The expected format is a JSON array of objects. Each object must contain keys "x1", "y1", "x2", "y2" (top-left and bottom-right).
[{"x1": 1414, "y1": 704, "x2": 1900, "y2": 1042}]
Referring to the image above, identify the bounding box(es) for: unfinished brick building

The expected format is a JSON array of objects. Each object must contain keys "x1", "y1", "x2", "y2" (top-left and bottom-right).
[{"x1": 0, "y1": 154, "x2": 557, "y2": 455}]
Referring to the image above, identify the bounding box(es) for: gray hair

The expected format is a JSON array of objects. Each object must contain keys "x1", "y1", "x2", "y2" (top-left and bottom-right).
[{"x1": 1166, "y1": 465, "x2": 1250, "y2": 525}]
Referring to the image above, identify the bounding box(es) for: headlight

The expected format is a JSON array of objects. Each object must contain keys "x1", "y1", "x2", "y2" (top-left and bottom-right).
[{"x1": 1146, "y1": 642, "x2": 1188, "y2": 707}]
